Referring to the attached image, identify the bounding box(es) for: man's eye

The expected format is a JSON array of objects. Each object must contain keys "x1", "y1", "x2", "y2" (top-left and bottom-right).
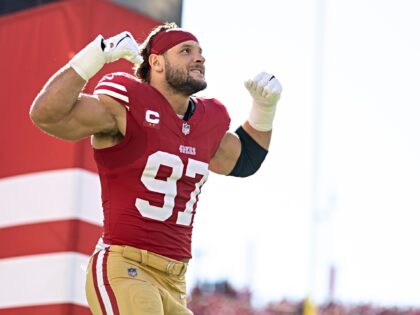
[{"x1": 181, "y1": 48, "x2": 191, "y2": 53}]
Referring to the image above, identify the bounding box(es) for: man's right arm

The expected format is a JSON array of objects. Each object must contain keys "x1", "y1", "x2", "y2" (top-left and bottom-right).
[
  {"x1": 29, "y1": 31, "x2": 141, "y2": 141},
  {"x1": 30, "y1": 66, "x2": 120, "y2": 141}
]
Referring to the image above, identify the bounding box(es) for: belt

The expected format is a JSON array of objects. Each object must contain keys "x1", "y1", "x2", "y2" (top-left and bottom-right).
[{"x1": 110, "y1": 245, "x2": 188, "y2": 277}]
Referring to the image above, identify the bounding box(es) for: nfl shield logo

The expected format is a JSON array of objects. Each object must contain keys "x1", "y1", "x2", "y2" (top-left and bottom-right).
[
  {"x1": 182, "y1": 122, "x2": 190, "y2": 135},
  {"x1": 128, "y1": 267, "x2": 137, "y2": 277}
]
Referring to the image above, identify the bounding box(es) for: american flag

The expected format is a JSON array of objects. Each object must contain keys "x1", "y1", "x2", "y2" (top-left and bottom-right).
[{"x1": 0, "y1": 1, "x2": 159, "y2": 313}]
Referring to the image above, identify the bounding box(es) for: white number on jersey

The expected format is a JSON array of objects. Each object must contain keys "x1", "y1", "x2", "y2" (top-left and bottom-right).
[{"x1": 135, "y1": 151, "x2": 209, "y2": 226}]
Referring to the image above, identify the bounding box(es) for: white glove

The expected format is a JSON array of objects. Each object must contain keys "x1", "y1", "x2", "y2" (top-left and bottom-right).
[
  {"x1": 245, "y1": 71, "x2": 282, "y2": 132},
  {"x1": 69, "y1": 31, "x2": 142, "y2": 81}
]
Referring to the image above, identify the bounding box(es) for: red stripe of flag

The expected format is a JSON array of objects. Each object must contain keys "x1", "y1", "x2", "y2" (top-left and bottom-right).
[
  {"x1": 0, "y1": 303, "x2": 91, "y2": 315},
  {"x1": 0, "y1": 219, "x2": 102, "y2": 258}
]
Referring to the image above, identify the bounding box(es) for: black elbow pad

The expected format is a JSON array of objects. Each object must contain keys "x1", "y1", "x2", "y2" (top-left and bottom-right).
[{"x1": 228, "y1": 126, "x2": 268, "y2": 177}]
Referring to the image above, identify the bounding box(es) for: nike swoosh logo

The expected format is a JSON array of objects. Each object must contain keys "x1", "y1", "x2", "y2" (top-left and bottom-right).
[{"x1": 116, "y1": 34, "x2": 130, "y2": 47}]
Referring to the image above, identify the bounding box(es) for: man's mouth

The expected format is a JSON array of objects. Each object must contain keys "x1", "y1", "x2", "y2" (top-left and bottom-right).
[{"x1": 189, "y1": 67, "x2": 205, "y2": 76}]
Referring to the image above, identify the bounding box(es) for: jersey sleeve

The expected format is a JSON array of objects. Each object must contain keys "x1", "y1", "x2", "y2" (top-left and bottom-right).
[
  {"x1": 205, "y1": 97, "x2": 231, "y2": 136},
  {"x1": 93, "y1": 72, "x2": 139, "y2": 107},
  {"x1": 201, "y1": 97, "x2": 231, "y2": 156},
  {"x1": 210, "y1": 98, "x2": 231, "y2": 129}
]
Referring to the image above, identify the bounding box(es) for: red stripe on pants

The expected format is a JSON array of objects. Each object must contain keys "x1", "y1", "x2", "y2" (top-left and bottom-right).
[
  {"x1": 92, "y1": 252, "x2": 107, "y2": 315},
  {"x1": 102, "y1": 248, "x2": 120, "y2": 315}
]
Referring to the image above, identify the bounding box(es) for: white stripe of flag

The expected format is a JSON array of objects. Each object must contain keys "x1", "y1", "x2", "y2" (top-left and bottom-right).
[
  {"x1": 0, "y1": 169, "x2": 103, "y2": 228},
  {"x1": 0, "y1": 253, "x2": 90, "y2": 308}
]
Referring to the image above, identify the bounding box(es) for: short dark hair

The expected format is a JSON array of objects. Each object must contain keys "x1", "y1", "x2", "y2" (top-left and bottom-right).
[{"x1": 134, "y1": 22, "x2": 179, "y2": 83}]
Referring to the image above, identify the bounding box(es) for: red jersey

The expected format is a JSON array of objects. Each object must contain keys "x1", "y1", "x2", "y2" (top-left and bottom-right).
[{"x1": 93, "y1": 72, "x2": 230, "y2": 260}]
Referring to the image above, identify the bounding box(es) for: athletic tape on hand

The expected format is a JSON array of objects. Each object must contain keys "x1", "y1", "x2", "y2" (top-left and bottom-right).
[{"x1": 245, "y1": 71, "x2": 282, "y2": 131}]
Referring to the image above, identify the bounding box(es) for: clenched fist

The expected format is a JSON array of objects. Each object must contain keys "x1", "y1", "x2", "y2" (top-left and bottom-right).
[
  {"x1": 70, "y1": 31, "x2": 142, "y2": 81},
  {"x1": 245, "y1": 71, "x2": 282, "y2": 132}
]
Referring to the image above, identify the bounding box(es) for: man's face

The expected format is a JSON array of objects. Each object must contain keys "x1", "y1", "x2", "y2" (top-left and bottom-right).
[{"x1": 164, "y1": 40, "x2": 207, "y2": 96}]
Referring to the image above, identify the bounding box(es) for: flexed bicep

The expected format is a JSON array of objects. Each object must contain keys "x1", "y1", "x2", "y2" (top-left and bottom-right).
[
  {"x1": 210, "y1": 122, "x2": 271, "y2": 177},
  {"x1": 30, "y1": 66, "x2": 122, "y2": 141},
  {"x1": 30, "y1": 31, "x2": 140, "y2": 142},
  {"x1": 46, "y1": 93, "x2": 122, "y2": 141},
  {"x1": 209, "y1": 131, "x2": 241, "y2": 175}
]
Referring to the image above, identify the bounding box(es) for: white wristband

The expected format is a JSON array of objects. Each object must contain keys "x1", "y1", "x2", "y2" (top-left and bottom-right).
[
  {"x1": 248, "y1": 101, "x2": 277, "y2": 132},
  {"x1": 69, "y1": 35, "x2": 106, "y2": 81}
]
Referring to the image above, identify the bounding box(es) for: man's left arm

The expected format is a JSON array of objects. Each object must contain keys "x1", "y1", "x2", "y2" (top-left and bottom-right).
[{"x1": 209, "y1": 72, "x2": 282, "y2": 176}]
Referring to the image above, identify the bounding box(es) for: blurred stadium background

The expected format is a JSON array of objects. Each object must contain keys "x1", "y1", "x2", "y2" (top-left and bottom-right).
[{"x1": 1, "y1": 0, "x2": 420, "y2": 314}]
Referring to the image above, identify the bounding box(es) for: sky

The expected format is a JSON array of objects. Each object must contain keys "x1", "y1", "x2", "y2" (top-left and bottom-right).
[{"x1": 181, "y1": 0, "x2": 420, "y2": 307}]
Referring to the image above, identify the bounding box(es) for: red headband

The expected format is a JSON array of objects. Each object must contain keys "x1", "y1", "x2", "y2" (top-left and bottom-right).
[{"x1": 150, "y1": 29, "x2": 198, "y2": 55}]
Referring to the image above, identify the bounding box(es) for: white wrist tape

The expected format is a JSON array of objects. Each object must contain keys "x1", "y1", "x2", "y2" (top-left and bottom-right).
[
  {"x1": 248, "y1": 101, "x2": 277, "y2": 132},
  {"x1": 69, "y1": 35, "x2": 106, "y2": 81}
]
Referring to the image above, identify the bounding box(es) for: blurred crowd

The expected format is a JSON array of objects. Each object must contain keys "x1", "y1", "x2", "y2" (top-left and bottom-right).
[{"x1": 187, "y1": 281, "x2": 420, "y2": 315}]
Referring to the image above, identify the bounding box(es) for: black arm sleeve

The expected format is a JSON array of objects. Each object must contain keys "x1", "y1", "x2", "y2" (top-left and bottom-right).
[{"x1": 228, "y1": 126, "x2": 268, "y2": 177}]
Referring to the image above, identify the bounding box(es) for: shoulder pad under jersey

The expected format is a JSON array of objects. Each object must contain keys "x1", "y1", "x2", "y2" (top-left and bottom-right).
[
  {"x1": 196, "y1": 96, "x2": 231, "y2": 124},
  {"x1": 93, "y1": 72, "x2": 141, "y2": 106}
]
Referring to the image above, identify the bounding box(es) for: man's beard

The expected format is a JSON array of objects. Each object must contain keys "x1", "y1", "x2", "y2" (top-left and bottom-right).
[{"x1": 165, "y1": 60, "x2": 207, "y2": 96}]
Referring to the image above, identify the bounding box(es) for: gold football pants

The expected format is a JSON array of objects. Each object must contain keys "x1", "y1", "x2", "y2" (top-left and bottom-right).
[{"x1": 85, "y1": 245, "x2": 193, "y2": 315}]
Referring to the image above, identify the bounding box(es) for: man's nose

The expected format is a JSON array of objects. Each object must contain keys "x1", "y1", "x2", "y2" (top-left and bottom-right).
[{"x1": 194, "y1": 52, "x2": 205, "y2": 63}]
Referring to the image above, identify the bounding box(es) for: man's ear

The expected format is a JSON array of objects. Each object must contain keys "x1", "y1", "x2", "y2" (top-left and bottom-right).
[{"x1": 149, "y1": 54, "x2": 164, "y2": 73}]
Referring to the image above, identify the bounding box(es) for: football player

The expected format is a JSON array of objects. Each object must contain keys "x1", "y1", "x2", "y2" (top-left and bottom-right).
[{"x1": 30, "y1": 23, "x2": 282, "y2": 315}]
